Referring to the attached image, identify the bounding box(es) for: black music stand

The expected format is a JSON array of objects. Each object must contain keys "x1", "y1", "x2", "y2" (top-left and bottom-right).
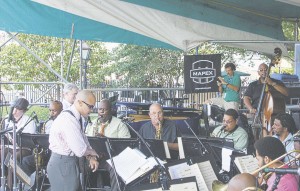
[
  {"x1": 87, "y1": 137, "x2": 110, "y2": 160},
  {"x1": 108, "y1": 138, "x2": 139, "y2": 157},
  {"x1": 126, "y1": 176, "x2": 199, "y2": 191},
  {"x1": 140, "y1": 139, "x2": 167, "y2": 161},
  {"x1": 180, "y1": 136, "x2": 242, "y2": 183},
  {"x1": 18, "y1": 133, "x2": 49, "y2": 191},
  {"x1": 18, "y1": 133, "x2": 49, "y2": 150}
]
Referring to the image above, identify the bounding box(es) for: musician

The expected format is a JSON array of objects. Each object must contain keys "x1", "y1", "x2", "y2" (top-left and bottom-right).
[
  {"x1": 205, "y1": 62, "x2": 241, "y2": 111},
  {"x1": 211, "y1": 109, "x2": 248, "y2": 151},
  {"x1": 20, "y1": 100, "x2": 63, "y2": 176},
  {"x1": 243, "y1": 63, "x2": 288, "y2": 115},
  {"x1": 47, "y1": 90, "x2": 99, "y2": 191},
  {"x1": 138, "y1": 103, "x2": 180, "y2": 151},
  {"x1": 62, "y1": 83, "x2": 79, "y2": 110},
  {"x1": 2, "y1": 98, "x2": 36, "y2": 189},
  {"x1": 85, "y1": 99, "x2": 130, "y2": 138},
  {"x1": 272, "y1": 113, "x2": 298, "y2": 155},
  {"x1": 4, "y1": 98, "x2": 36, "y2": 134},
  {"x1": 254, "y1": 137, "x2": 299, "y2": 191},
  {"x1": 294, "y1": 131, "x2": 300, "y2": 151},
  {"x1": 227, "y1": 173, "x2": 257, "y2": 191},
  {"x1": 85, "y1": 99, "x2": 130, "y2": 190},
  {"x1": 43, "y1": 100, "x2": 63, "y2": 134}
]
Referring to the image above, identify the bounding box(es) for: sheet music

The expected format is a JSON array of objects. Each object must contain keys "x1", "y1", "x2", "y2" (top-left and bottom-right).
[
  {"x1": 198, "y1": 161, "x2": 218, "y2": 191},
  {"x1": 170, "y1": 182, "x2": 198, "y2": 191},
  {"x1": 106, "y1": 147, "x2": 148, "y2": 183},
  {"x1": 221, "y1": 147, "x2": 232, "y2": 172},
  {"x1": 177, "y1": 137, "x2": 185, "y2": 159},
  {"x1": 234, "y1": 155, "x2": 259, "y2": 173},
  {"x1": 163, "y1": 141, "x2": 171, "y2": 159},
  {"x1": 168, "y1": 162, "x2": 209, "y2": 191}
]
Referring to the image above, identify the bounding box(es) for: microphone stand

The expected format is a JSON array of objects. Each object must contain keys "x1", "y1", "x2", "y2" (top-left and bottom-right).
[
  {"x1": 105, "y1": 139, "x2": 121, "y2": 191},
  {"x1": 11, "y1": 120, "x2": 18, "y2": 191},
  {"x1": 0, "y1": 119, "x2": 9, "y2": 191},
  {"x1": 124, "y1": 122, "x2": 170, "y2": 190},
  {"x1": 184, "y1": 120, "x2": 208, "y2": 155}
]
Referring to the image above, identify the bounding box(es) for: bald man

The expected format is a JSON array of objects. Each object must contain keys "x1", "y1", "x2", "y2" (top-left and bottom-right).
[
  {"x1": 139, "y1": 103, "x2": 180, "y2": 151},
  {"x1": 47, "y1": 90, "x2": 99, "y2": 191},
  {"x1": 227, "y1": 173, "x2": 257, "y2": 191}
]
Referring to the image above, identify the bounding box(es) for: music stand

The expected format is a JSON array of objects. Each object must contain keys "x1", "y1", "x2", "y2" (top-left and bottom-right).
[
  {"x1": 17, "y1": 133, "x2": 49, "y2": 150},
  {"x1": 17, "y1": 133, "x2": 49, "y2": 191},
  {"x1": 87, "y1": 137, "x2": 109, "y2": 160},
  {"x1": 180, "y1": 136, "x2": 242, "y2": 182},
  {"x1": 108, "y1": 138, "x2": 139, "y2": 157},
  {"x1": 141, "y1": 139, "x2": 166, "y2": 161},
  {"x1": 126, "y1": 176, "x2": 199, "y2": 191}
]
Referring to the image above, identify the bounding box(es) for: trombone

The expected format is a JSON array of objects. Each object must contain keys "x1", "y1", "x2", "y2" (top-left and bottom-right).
[{"x1": 212, "y1": 150, "x2": 300, "y2": 191}]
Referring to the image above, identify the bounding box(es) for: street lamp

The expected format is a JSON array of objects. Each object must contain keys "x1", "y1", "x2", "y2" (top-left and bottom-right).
[{"x1": 80, "y1": 41, "x2": 91, "y2": 89}]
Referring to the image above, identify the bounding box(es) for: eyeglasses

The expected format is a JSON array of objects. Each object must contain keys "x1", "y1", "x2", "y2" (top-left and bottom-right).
[
  {"x1": 258, "y1": 69, "x2": 268, "y2": 72},
  {"x1": 222, "y1": 120, "x2": 233, "y2": 124},
  {"x1": 81, "y1": 100, "x2": 94, "y2": 110}
]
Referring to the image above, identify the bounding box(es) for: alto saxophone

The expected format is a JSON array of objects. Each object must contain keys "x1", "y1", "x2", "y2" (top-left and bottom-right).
[
  {"x1": 40, "y1": 118, "x2": 50, "y2": 134},
  {"x1": 151, "y1": 120, "x2": 162, "y2": 183}
]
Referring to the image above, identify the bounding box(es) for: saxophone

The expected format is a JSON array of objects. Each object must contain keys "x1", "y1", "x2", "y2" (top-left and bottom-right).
[
  {"x1": 150, "y1": 120, "x2": 162, "y2": 183},
  {"x1": 40, "y1": 119, "x2": 50, "y2": 134}
]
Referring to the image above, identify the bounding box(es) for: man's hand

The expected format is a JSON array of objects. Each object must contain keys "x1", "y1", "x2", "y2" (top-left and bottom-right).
[{"x1": 88, "y1": 157, "x2": 99, "y2": 172}]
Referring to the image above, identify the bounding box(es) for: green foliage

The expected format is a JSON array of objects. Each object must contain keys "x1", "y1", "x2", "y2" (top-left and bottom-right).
[{"x1": 0, "y1": 106, "x2": 49, "y2": 121}]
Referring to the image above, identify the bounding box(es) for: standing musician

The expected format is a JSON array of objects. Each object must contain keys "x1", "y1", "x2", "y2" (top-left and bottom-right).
[
  {"x1": 20, "y1": 100, "x2": 63, "y2": 176},
  {"x1": 254, "y1": 137, "x2": 299, "y2": 191},
  {"x1": 211, "y1": 109, "x2": 248, "y2": 151},
  {"x1": 243, "y1": 63, "x2": 288, "y2": 136},
  {"x1": 205, "y1": 62, "x2": 241, "y2": 111},
  {"x1": 47, "y1": 90, "x2": 99, "y2": 191}
]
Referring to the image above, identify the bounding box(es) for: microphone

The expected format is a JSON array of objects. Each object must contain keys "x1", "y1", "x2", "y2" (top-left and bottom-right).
[
  {"x1": 263, "y1": 168, "x2": 300, "y2": 175},
  {"x1": 124, "y1": 121, "x2": 170, "y2": 190},
  {"x1": 184, "y1": 120, "x2": 208, "y2": 154},
  {"x1": 221, "y1": 125, "x2": 226, "y2": 131},
  {"x1": 7, "y1": 106, "x2": 15, "y2": 122},
  {"x1": 32, "y1": 111, "x2": 39, "y2": 124}
]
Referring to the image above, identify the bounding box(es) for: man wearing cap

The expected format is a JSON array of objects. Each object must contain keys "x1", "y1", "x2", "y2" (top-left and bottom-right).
[
  {"x1": 2, "y1": 98, "x2": 36, "y2": 189},
  {"x1": 5, "y1": 97, "x2": 36, "y2": 134}
]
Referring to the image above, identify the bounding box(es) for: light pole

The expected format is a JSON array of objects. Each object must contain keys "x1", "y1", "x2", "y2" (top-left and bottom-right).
[{"x1": 80, "y1": 41, "x2": 91, "y2": 89}]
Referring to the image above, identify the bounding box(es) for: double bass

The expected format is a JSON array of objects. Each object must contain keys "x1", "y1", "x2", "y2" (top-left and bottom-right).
[{"x1": 252, "y1": 48, "x2": 287, "y2": 139}]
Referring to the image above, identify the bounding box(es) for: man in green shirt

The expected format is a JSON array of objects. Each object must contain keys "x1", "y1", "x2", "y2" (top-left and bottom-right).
[{"x1": 211, "y1": 109, "x2": 248, "y2": 151}]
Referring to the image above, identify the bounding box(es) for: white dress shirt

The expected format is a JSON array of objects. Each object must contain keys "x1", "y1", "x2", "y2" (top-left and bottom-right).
[{"x1": 49, "y1": 105, "x2": 92, "y2": 157}]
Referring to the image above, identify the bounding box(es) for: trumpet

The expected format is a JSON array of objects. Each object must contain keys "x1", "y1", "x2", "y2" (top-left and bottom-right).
[{"x1": 212, "y1": 150, "x2": 300, "y2": 191}]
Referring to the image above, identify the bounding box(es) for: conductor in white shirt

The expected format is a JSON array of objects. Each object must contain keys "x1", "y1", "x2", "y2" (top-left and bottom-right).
[{"x1": 47, "y1": 90, "x2": 99, "y2": 191}]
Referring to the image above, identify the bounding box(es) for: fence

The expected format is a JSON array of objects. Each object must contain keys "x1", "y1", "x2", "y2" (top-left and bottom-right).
[{"x1": 0, "y1": 82, "x2": 220, "y2": 110}]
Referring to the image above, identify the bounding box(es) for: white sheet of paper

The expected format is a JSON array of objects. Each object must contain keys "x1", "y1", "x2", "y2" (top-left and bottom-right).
[
  {"x1": 177, "y1": 137, "x2": 185, "y2": 159},
  {"x1": 163, "y1": 141, "x2": 171, "y2": 159},
  {"x1": 221, "y1": 147, "x2": 233, "y2": 172},
  {"x1": 198, "y1": 161, "x2": 218, "y2": 191}
]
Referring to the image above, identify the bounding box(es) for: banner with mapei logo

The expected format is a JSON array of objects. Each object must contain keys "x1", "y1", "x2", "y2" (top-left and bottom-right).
[{"x1": 184, "y1": 54, "x2": 221, "y2": 93}]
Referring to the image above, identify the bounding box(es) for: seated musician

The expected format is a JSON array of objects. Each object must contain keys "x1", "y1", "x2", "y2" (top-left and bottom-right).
[
  {"x1": 85, "y1": 99, "x2": 130, "y2": 190},
  {"x1": 211, "y1": 109, "x2": 248, "y2": 151},
  {"x1": 272, "y1": 113, "x2": 298, "y2": 159},
  {"x1": 21, "y1": 100, "x2": 63, "y2": 176},
  {"x1": 227, "y1": 173, "x2": 258, "y2": 191},
  {"x1": 254, "y1": 136, "x2": 299, "y2": 191},
  {"x1": 138, "y1": 103, "x2": 180, "y2": 151},
  {"x1": 85, "y1": 99, "x2": 130, "y2": 138},
  {"x1": 205, "y1": 62, "x2": 241, "y2": 111},
  {"x1": 1, "y1": 98, "x2": 36, "y2": 189}
]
